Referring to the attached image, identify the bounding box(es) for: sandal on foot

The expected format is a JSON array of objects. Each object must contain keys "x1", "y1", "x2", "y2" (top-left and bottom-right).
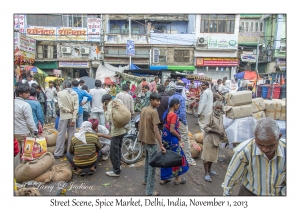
[
  {"x1": 174, "y1": 177, "x2": 186, "y2": 185},
  {"x1": 88, "y1": 167, "x2": 96, "y2": 175},
  {"x1": 209, "y1": 171, "x2": 218, "y2": 176},
  {"x1": 204, "y1": 175, "x2": 212, "y2": 182},
  {"x1": 148, "y1": 191, "x2": 159, "y2": 196},
  {"x1": 160, "y1": 179, "x2": 171, "y2": 185},
  {"x1": 75, "y1": 169, "x2": 86, "y2": 176}
]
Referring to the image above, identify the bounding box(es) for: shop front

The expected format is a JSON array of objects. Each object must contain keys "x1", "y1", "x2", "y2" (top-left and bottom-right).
[
  {"x1": 34, "y1": 61, "x2": 59, "y2": 76},
  {"x1": 195, "y1": 57, "x2": 239, "y2": 81},
  {"x1": 58, "y1": 61, "x2": 91, "y2": 79}
]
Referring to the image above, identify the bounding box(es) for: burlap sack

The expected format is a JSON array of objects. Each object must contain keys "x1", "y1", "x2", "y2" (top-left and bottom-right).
[
  {"x1": 252, "y1": 111, "x2": 266, "y2": 120},
  {"x1": 264, "y1": 100, "x2": 281, "y2": 120},
  {"x1": 34, "y1": 163, "x2": 72, "y2": 183},
  {"x1": 252, "y1": 98, "x2": 266, "y2": 113},
  {"x1": 193, "y1": 132, "x2": 204, "y2": 144},
  {"x1": 197, "y1": 143, "x2": 203, "y2": 152},
  {"x1": 188, "y1": 131, "x2": 195, "y2": 141},
  {"x1": 111, "y1": 99, "x2": 131, "y2": 128},
  {"x1": 272, "y1": 99, "x2": 286, "y2": 120},
  {"x1": 14, "y1": 152, "x2": 55, "y2": 183},
  {"x1": 41, "y1": 131, "x2": 58, "y2": 147},
  {"x1": 47, "y1": 143, "x2": 67, "y2": 154},
  {"x1": 190, "y1": 140, "x2": 201, "y2": 159},
  {"x1": 15, "y1": 188, "x2": 41, "y2": 196}
]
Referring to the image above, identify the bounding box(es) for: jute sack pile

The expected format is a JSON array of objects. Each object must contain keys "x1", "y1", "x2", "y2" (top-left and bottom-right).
[
  {"x1": 15, "y1": 188, "x2": 41, "y2": 196},
  {"x1": 193, "y1": 132, "x2": 204, "y2": 144},
  {"x1": 252, "y1": 111, "x2": 266, "y2": 120},
  {"x1": 34, "y1": 163, "x2": 72, "y2": 183},
  {"x1": 111, "y1": 99, "x2": 131, "y2": 128},
  {"x1": 251, "y1": 98, "x2": 266, "y2": 113},
  {"x1": 41, "y1": 129, "x2": 58, "y2": 147},
  {"x1": 188, "y1": 131, "x2": 195, "y2": 141},
  {"x1": 190, "y1": 140, "x2": 201, "y2": 159},
  {"x1": 14, "y1": 152, "x2": 55, "y2": 183},
  {"x1": 47, "y1": 142, "x2": 68, "y2": 155}
]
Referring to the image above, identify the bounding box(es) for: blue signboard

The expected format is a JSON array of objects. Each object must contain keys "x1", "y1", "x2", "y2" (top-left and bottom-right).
[{"x1": 126, "y1": 40, "x2": 135, "y2": 56}]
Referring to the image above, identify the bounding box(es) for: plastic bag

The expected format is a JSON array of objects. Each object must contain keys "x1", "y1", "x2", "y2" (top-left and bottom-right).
[{"x1": 22, "y1": 137, "x2": 47, "y2": 161}]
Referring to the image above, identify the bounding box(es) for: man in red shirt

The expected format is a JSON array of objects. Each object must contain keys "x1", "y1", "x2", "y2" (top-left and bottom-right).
[{"x1": 141, "y1": 78, "x2": 148, "y2": 88}]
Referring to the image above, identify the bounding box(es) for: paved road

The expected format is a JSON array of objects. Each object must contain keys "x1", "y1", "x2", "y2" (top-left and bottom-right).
[{"x1": 40, "y1": 114, "x2": 239, "y2": 196}]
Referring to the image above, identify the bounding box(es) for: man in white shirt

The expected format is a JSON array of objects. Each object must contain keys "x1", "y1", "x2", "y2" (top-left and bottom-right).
[
  {"x1": 89, "y1": 80, "x2": 107, "y2": 126},
  {"x1": 45, "y1": 81, "x2": 57, "y2": 118},
  {"x1": 197, "y1": 81, "x2": 214, "y2": 133},
  {"x1": 25, "y1": 74, "x2": 37, "y2": 87}
]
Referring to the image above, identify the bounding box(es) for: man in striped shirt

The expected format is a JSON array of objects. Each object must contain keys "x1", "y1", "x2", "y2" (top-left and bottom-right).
[{"x1": 222, "y1": 118, "x2": 286, "y2": 196}]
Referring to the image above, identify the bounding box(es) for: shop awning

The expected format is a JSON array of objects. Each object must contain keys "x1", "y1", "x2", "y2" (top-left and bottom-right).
[
  {"x1": 34, "y1": 61, "x2": 58, "y2": 69},
  {"x1": 149, "y1": 65, "x2": 195, "y2": 71},
  {"x1": 21, "y1": 65, "x2": 49, "y2": 76}
]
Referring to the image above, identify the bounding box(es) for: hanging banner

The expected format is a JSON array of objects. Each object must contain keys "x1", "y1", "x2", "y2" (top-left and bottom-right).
[
  {"x1": 26, "y1": 26, "x2": 57, "y2": 41},
  {"x1": 18, "y1": 15, "x2": 26, "y2": 34},
  {"x1": 196, "y1": 58, "x2": 239, "y2": 66},
  {"x1": 57, "y1": 27, "x2": 87, "y2": 41},
  {"x1": 87, "y1": 18, "x2": 101, "y2": 42},
  {"x1": 126, "y1": 40, "x2": 135, "y2": 56},
  {"x1": 14, "y1": 14, "x2": 20, "y2": 30},
  {"x1": 241, "y1": 54, "x2": 257, "y2": 62},
  {"x1": 19, "y1": 34, "x2": 36, "y2": 55}
]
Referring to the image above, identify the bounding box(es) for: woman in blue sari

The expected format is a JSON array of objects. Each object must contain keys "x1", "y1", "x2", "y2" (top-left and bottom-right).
[{"x1": 160, "y1": 98, "x2": 189, "y2": 185}]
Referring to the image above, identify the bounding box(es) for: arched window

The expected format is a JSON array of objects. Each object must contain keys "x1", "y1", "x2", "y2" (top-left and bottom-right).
[
  {"x1": 121, "y1": 24, "x2": 129, "y2": 34},
  {"x1": 132, "y1": 25, "x2": 140, "y2": 34},
  {"x1": 110, "y1": 24, "x2": 120, "y2": 34}
]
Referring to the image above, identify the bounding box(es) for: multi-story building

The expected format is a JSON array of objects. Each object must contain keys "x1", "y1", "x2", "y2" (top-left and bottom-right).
[
  {"x1": 238, "y1": 14, "x2": 264, "y2": 71},
  {"x1": 194, "y1": 14, "x2": 240, "y2": 80},
  {"x1": 15, "y1": 14, "x2": 104, "y2": 79}
]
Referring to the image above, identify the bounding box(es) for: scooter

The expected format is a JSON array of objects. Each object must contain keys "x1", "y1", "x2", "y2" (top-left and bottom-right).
[{"x1": 121, "y1": 115, "x2": 144, "y2": 164}]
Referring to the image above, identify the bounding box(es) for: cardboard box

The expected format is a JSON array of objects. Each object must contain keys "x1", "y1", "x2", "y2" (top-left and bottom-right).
[
  {"x1": 224, "y1": 104, "x2": 253, "y2": 119},
  {"x1": 252, "y1": 98, "x2": 266, "y2": 113},
  {"x1": 252, "y1": 111, "x2": 266, "y2": 120},
  {"x1": 264, "y1": 100, "x2": 281, "y2": 120},
  {"x1": 225, "y1": 91, "x2": 252, "y2": 106},
  {"x1": 272, "y1": 99, "x2": 286, "y2": 121}
]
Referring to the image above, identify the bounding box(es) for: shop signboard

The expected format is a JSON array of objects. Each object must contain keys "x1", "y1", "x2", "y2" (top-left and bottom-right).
[
  {"x1": 58, "y1": 61, "x2": 90, "y2": 68},
  {"x1": 19, "y1": 34, "x2": 36, "y2": 55},
  {"x1": 57, "y1": 27, "x2": 87, "y2": 41},
  {"x1": 238, "y1": 32, "x2": 261, "y2": 45},
  {"x1": 196, "y1": 58, "x2": 239, "y2": 66},
  {"x1": 241, "y1": 54, "x2": 256, "y2": 62},
  {"x1": 26, "y1": 26, "x2": 57, "y2": 41},
  {"x1": 207, "y1": 35, "x2": 238, "y2": 49},
  {"x1": 276, "y1": 58, "x2": 286, "y2": 71},
  {"x1": 126, "y1": 40, "x2": 135, "y2": 56},
  {"x1": 15, "y1": 15, "x2": 26, "y2": 33},
  {"x1": 87, "y1": 18, "x2": 101, "y2": 42},
  {"x1": 14, "y1": 32, "x2": 19, "y2": 50}
]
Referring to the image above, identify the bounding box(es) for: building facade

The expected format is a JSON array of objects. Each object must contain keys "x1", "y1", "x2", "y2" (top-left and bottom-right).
[{"x1": 194, "y1": 14, "x2": 240, "y2": 80}]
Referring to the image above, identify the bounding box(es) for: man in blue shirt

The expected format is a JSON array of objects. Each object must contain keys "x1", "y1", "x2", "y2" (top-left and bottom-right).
[
  {"x1": 72, "y1": 80, "x2": 92, "y2": 128},
  {"x1": 168, "y1": 83, "x2": 196, "y2": 166},
  {"x1": 25, "y1": 87, "x2": 44, "y2": 129}
]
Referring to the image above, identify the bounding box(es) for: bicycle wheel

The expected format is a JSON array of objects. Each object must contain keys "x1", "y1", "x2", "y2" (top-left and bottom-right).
[{"x1": 121, "y1": 137, "x2": 143, "y2": 164}]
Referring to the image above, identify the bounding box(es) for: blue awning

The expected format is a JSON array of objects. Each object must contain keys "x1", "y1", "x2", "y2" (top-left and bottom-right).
[
  {"x1": 130, "y1": 63, "x2": 141, "y2": 70},
  {"x1": 150, "y1": 65, "x2": 168, "y2": 70}
]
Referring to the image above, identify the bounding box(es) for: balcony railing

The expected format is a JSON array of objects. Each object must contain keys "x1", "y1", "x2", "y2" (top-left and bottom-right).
[{"x1": 105, "y1": 34, "x2": 149, "y2": 44}]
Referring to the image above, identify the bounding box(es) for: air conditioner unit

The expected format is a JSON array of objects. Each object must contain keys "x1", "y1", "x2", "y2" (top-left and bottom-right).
[
  {"x1": 61, "y1": 46, "x2": 72, "y2": 54},
  {"x1": 81, "y1": 47, "x2": 90, "y2": 54},
  {"x1": 197, "y1": 37, "x2": 207, "y2": 45},
  {"x1": 279, "y1": 45, "x2": 286, "y2": 52}
]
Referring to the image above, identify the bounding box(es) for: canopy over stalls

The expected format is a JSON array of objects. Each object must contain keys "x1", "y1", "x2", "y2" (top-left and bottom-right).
[{"x1": 95, "y1": 63, "x2": 129, "y2": 84}]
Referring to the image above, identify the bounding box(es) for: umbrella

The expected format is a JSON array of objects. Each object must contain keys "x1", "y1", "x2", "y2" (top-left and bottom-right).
[
  {"x1": 81, "y1": 76, "x2": 96, "y2": 89},
  {"x1": 30, "y1": 66, "x2": 48, "y2": 76}
]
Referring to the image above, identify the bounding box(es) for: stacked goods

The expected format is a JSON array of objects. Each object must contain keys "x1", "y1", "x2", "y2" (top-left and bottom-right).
[
  {"x1": 14, "y1": 152, "x2": 55, "y2": 183},
  {"x1": 190, "y1": 140, "x2": 201, "y2": 159},
  {"x1": 264, "y1": 100, "x2": 281, "y2": 120},
  {"x1": 272, "y1": 99, "x2": 286, "y2": 120},
  {"x1": 224, "y1": 91, "x2": 253, "y2": 119},
  {"x1": 41, "y1": 130, "x2": 58, "y2": 147},
  {"x1": 193, "y1": 132, "x2": 204, "y2": 144},
  {"x1": 251, "y1": 98, "x2": 266, "y2": 120},
  {"x1": 34, "y1": 164, "x2": 72, "y2": 183}
]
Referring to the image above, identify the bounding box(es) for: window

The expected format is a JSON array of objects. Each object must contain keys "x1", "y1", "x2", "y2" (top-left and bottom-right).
[
  {"x1": 201, "y1": 14, "x2": 235, "y2": 33},
  {"x1": 37, "y1": 45, "x2": 57, "y2": 59},
  {"x1": 153, "y1": 49, "x2": 167, "y2": 63},
  {"x1": 250, "y1": 22, "x2": 253, "y2": 32},
  {"x1": 241, "y1": 22, "x2": 244, "y2": 31},
  {"x1": 27, "y1": 14, "x2": 62, "y2": 27},
  {"x1": 121, "y1": 24, "x2": 129, "y2": 34},
  {"x1": 174, "y1": 50, "x2": 190, "y2": 62},
  {"x1": 245, "y1": 22, "x2": 249, "y2": 32},
  {"x1": 110, "y1": 25, "x2": 120, "y2": 34},
  {"x1": 260, "y1": 23, "x2": 263, "y2": 32},
  {"x1": 255, "y1": 22, "x2": 258, "y2": 32},
  {"x1": 132, "y1": 25, "x2": 140, "y2": 34},
  {"x1": 62, "y1": 14, "x2": 87, "y2": 27}
]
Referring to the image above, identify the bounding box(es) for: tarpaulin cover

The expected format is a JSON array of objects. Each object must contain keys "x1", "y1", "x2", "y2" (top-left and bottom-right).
[
  {"x1": 225, "y1": 116, "x2": 256, "y2": 144},
  {"x1": 130, "y1": 63, "x2": 140, "y2": 70},
  {"x1": 244, "y1": 70, "x2": 259, "y2": 80},
  {"x1": 150, "y1": 66, "x2": 168, "y2": 70},
  {"x1": 234, "y1": 71, "x2": 245, "y2": 80}
]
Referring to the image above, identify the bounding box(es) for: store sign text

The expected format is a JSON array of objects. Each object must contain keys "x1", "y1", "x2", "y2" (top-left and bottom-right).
[{"x1": 196, "y1": 58, "x2": 239, "y2": 66}]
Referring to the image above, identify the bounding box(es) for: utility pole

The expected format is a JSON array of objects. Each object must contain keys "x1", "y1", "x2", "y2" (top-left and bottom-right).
[
  {"x1": 128, "y1": 16, "x2": 132, "y2": 69},
  {"x1": 100, "y1": 14, "x2": 105, "y2": 65}
]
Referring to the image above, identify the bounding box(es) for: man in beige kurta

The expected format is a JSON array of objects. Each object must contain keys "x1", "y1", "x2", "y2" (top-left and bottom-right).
[{"x1": 201, "y1": 101, "x2": 228, "y2": 182}]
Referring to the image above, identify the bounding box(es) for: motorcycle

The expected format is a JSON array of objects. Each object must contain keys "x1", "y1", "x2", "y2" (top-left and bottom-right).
[{"x1": 121, "y1": 115, "x2": 144, "y2": 164}]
